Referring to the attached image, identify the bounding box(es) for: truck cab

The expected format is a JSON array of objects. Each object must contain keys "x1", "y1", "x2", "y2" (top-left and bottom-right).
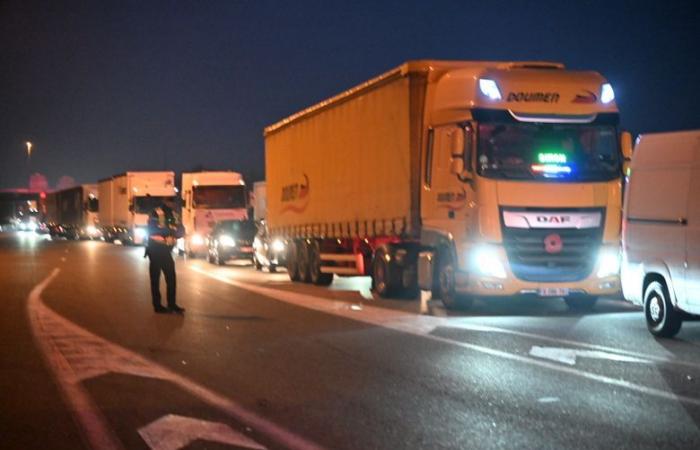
[{"x1": 418, "y1": 61, "x2": 632, "y2": 309}]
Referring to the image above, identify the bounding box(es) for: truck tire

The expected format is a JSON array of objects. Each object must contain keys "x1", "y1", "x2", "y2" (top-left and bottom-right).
[
  {"x1": 435, "y1": 255, "x2": 473, "y2": 310},
  {"x1": 644, "y1": 280, "x2": 682, "y2": 338},
  {"x1": 564, "y1": 295, "x2": 598, "y2": 311},
  {"x1": 372, "y1": 249, "x2": 400, "y2": 298},
  {"x1": 309, "y1": 240, "x2": 333, "y2": 286},
  {"x1": 286, "y1": 241, "x2": 301, "y2": 281},
  {"x1": 297, "y1": 240, "x2": 312, "y2": 283}
]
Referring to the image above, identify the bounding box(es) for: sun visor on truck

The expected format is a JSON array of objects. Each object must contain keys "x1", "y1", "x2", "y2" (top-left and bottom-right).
[{"x1": 471, "y1": 108, "x2": 620, "y2": 126}]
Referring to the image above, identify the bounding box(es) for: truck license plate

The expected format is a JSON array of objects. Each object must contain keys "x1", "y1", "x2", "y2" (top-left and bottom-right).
[{"x1": 538, "y1": 287, "x2": 570, "y2": 297}]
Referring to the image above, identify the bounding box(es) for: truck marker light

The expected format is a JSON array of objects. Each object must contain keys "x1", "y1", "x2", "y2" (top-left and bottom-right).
[
  {"x1": 600, "y1": 83, "x2": 615, "y2": 104},
  {"x1": 478, "y1": 79, "x2": 502, "y2": 101}
]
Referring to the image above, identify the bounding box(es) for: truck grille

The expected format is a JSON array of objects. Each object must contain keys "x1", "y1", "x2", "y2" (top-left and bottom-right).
[{"x1": 501, "y1": 210, "x2": 604, "y2": 282}]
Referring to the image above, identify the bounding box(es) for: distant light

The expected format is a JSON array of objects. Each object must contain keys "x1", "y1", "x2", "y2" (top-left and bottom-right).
[
  {"x1": 193, "y1": 180, "x2": 199, "y2": 187},
  {"x1": 135, "y1": 227, "x2": 148, "y2": 239},
  {"x1": 174, "y1": 187, "x2": 179, "y2": 193},
  {"x1": 191, "y1": 233, "x2": 205, "y2": 246},
  {"x1": 132, "y1": 187, "x2": 139, "y2": 193},
  {"x1": 537, "y1": 152, "x2": 567, "y2": 164},
  {"x1": 531, "y1": 164, "x2": 572, "y2": 175},
  {"x1": 479, "y1": 79, "x2": 502, "y2": 100},
  {"x1": 271, "y1": 238, "x2": 285, "y2": 252},
  {"x1": 601, "y1": 83, "x2": 615, "y2": 104},
  {"x1": 219, "y1": 235, "x2": 235, "y2": 247}
]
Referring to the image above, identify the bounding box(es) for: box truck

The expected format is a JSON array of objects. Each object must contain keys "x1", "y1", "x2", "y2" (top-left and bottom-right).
[
  {"x1": 98, "y1": 171, "x2": 176, "y2": 245},
  {"x1": 45, "y1": 184, "x2": 100, "y2": 239},
  {"x1": 180, "y1": 171, "x2": 247, "y2": 256},
  {"x1": 621, "y1": 130, "x2": 700, "y2": 337},
  {"x1": 265, "y1": 60, "x2": 632, "y2": 309}
]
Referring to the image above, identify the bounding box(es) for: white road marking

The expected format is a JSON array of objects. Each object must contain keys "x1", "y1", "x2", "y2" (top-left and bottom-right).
[
  {"x1": 138, "y1": 414, "x2": 266, "y2": 450},
  {"x1": 189, "y1": 265, "x2": 700, "y2": 407},
  {"x1": 529, "y1": 346, "x2": 652, "y2": 366},
  {"x1": 27, "y1": 268, "x2": 323, "y2": 450}
]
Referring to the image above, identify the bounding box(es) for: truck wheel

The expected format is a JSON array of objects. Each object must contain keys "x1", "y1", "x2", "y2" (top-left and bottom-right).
[
  {"x1": 297, "y1": 240, "x2": 312, "y2": 283},
  {"x1": 564, "y1": 295, "x2": 598, "y2": 311},
  {"x1": 286, "y1": 241, "x2": 301, "y2": 281},
  {"x1": 644, "y1": 280, "x2": 682, "y2": 338},
  {"x1": 309, "y1": 240, "x2": 333, "y2": 286},
  {"x1": 435, "y1": 256, "x2": 473, "y2": 310},
  {"x1": 372, "y1": 249, "x2": 399, "y2": 298}
]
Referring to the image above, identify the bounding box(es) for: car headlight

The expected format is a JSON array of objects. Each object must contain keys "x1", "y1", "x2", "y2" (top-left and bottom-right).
[
  {"x1": 597, "y1": 246, "x2": 620, "y2": 278},
  {"x1": 135, "y1": 227, "x2": 148, "y2": 239},
  {"x1": 471, "y1": 245, "x2": 507, "y2": 279},
  {"x1": 86, "y1": 225, "x2": 99, "y2": 236},
  {"x1": 219, "y1": 235, "x2": 235, "y2": 247},
  {"x1": 191, "y1": 233, "x2": 205, "y2": 246},
  {"x1": 271, "y1": 238, "x2": 285, "y2": 253}
]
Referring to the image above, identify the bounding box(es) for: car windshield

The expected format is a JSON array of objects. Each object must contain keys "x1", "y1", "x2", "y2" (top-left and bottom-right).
[
  {"x1": 217, "y1": 220, "x2": 256, "y2": 239},
  {"x1": 193, "y1": 185, "x2": 246, "y2": 209},
  {"x1": 133, "y1": 196, "x2": 175, "y2": 214},
  {"x1": 477, "y1": 123, "x2": 621, "y2": 182}
]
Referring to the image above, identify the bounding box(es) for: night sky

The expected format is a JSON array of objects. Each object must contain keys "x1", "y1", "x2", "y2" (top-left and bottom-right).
[{"x1": 1, "y1": 0, "x2": 698, "y2": 190}]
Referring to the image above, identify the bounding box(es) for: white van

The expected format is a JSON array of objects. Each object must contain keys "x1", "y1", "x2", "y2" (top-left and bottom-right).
[{"x1": 621, "y1": 130, "x2": 700, "y2": 337}]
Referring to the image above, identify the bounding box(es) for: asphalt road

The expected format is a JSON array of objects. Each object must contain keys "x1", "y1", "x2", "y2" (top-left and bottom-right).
[{"x1": 1, "y1": 231, "x2": 699, "y2": 450}]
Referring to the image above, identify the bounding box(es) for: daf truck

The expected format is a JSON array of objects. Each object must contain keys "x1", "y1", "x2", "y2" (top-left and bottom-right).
[
  {"x1": 98, "y1": 171, "x2": 176, "y2": 245},
  {"x1": 180, "y1": 171, "x2": 247, "y2": 256},
  {"x1": 265, "y1": 60, "x2": 632, "y2": 309},
  {"x1": 45, "y1": 184, "x2": 100, "y2": 239}
]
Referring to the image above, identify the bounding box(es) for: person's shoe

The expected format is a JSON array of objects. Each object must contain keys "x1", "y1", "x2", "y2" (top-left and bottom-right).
[
  {"x1": 168, "y1": 305, "x2": 185, "y2": 314},
  {"x1": 154, "y1": 305, "x2": 170, "y2": 314}
]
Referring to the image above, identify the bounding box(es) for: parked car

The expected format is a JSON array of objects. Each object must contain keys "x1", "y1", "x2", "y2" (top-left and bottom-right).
[
  {"x1": 207, "y1": 219, "x2": 257, "y2": 266},
  {"x1": 621, "y1": 129, "x2": 700, "y2": 337},
  {"x1": 253, "y1": 220, "x2": 286, "y2": 272}
]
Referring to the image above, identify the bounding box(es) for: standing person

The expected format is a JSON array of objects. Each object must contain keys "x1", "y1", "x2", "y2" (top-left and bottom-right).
[{"x1": 146, "y1": 198, "x2": 185, "y2": 314}]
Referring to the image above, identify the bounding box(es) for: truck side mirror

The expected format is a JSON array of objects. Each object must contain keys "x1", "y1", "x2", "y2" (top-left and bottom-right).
[
  {"x1": 449, "y1": 125, "x2": 474, "y2": 181},
  {"x1": 621, "y1": 131, "x2": 633, "y2": 160}
]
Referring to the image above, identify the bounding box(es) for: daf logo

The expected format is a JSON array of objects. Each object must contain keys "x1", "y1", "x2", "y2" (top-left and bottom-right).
[{"x1": 536, "y1": 215, "x2": 571, "y2": 224}]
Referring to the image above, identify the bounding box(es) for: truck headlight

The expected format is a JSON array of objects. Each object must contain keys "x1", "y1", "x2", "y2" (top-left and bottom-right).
[
  {"x1": 191, "y1": 233, "x2": 205, "y2": 246},
  {"x1": 597, "y1": 247, "x2": 620, "y2": 278},
  {"x1": 219, "y1": 235, "x2": 236, "y2": 247},
  {"x1": 135, "y1": 227, "x2": 148, "y2": 240},
  {"x1": 271, "y1": 238, "x2": 285, "y2": 253},
  {"x1": 471, "y1": 245, "x2": 507, "y2": 279}
]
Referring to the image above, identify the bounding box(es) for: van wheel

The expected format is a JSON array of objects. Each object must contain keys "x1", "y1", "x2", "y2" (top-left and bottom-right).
[
  {"x1": 372, "y1": 249, "x2": 399, "y2": 298},
  {"x1": 435, "y1": 256, "x2": 473, "y2": 310},
  {"x1": 286, "y1": 241, "x2": 301, "y2": 281},
  {"x1": 564, "y1": 295, "x2": 598, "y2": 311},
  {"x1": 309, "y1": 240, "x2": 333, "y2": 286},
  {"x1": 644, "y1": 280, "x2": 682, "y2": 338}
]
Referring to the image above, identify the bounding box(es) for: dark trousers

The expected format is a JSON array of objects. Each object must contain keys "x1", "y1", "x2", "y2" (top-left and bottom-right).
[{"x1": 148, "y1": 243, "x2": 176, "y2": 308}]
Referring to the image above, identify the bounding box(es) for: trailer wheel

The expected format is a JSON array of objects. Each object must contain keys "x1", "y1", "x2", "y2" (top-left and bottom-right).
[
  {"x1": 297, "y1": 240, "x2": 312, "y2": 283},
  {"x1": 644, "y1": 280, "x2": 682, "y2": 338},
  {"x1": 309, "y1": 240, "x2": 333, "y2": 286},
  {"x1": 372, "y1": 249, "x2": 399, "y2": 298},
  {"x1": 286, "y1": 241, "x2": 301, "y2": 281},
  {"x1": 435, "y1": 255, "x2": 473, "y2": 310}
]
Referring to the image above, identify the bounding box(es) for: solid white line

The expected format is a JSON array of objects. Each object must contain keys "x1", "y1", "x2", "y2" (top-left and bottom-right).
[
  {"x1": 189, "y1": 266, "x2": 700, "y2": 407},
  {"x1": 28, "y1": 267, "x2": 324, "y2": 450},
  {"x1": 27, "y1": 268, "x2": 124, "y2": 450}
]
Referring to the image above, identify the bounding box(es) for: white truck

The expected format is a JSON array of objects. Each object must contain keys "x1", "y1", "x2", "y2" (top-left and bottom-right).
[
  {"x1": 98, "y1": 171, "x2": 176, "y2": 245},
  {"x1": 180, "y1": 171, "x2": 247, "y2": 256}
]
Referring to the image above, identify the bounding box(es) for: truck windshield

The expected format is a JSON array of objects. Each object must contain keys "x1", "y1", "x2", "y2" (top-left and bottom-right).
[
  {"x1": 133, "y1": 196, "x2": 175, "y2": 214},
  {"x1": 193, "y1": 185, "x2": 246, "y2": 209},
  {"x1": 477, "y1": 123, "x2": 621, "y2": 182}
]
